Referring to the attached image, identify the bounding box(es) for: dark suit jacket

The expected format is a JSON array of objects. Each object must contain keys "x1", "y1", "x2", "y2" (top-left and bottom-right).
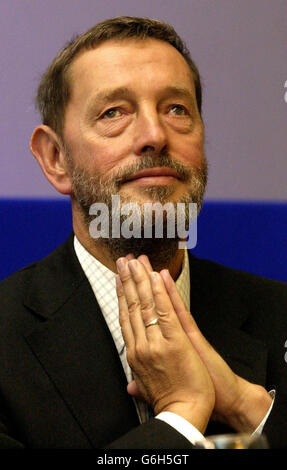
[{"x1": 0, "y1": 234, "x2": 286, "y2": 449}]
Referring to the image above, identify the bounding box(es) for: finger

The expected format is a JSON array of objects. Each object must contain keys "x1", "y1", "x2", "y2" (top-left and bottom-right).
[
  {"x1": 148, "y1": 271, "x2": 182, "y2": 339},
  {"x1": 126, "y1": 253, "x2": 135, "y2": 260},
  {"x1": 127, "y1": 380, "x2": 144, "y2": 400},
  {"x1": 137, "y1": 255, "x2": 153, "y2": 273},
  {"x1": 160, "y1": 270, "x2": 216, "y2": 358},
  {"x1": 160, "y1": 269, "x2": 199, "y2": 336},
  {"x1": 116, "y1": 258, "x2": 147, "y2": 342},
  {"x1": 116, "y1": 274, "x2": 135, "y2": 350},
  {"x1": 127, "y1": 260, "x2": 162, "y2": 340}
]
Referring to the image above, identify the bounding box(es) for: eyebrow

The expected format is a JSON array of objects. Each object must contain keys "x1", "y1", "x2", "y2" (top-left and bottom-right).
[
  {"x1": 86, "y1": 87, "x2": 132, "y2": 111},
  {"x1": 85, "y1": 84, "x2": 196, "y2": 119},
  {"x1": 161, "y1": 85, "x2": 195, "y2": 101}
]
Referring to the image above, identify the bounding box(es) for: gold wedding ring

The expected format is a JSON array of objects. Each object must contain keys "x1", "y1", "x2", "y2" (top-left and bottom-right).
[{"x1": 145, "y1": 318, "x2": 159, "y2": 328}]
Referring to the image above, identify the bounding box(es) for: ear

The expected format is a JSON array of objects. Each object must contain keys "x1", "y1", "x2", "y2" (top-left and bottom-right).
[{"x1": 30, "y1": 125, "x2": 72, "y2": 195}]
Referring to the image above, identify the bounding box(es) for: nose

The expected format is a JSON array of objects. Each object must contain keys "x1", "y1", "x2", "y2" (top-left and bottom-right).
[{"x1": 132, "y1": 107, "x2": 168, "y2": 156}]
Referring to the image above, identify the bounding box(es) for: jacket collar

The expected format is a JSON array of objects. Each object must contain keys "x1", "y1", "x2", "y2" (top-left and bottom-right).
[
  {"x1": 24, "y1": 233, "x2": 86, "y2": 319},
  {"x1": 188, "y1": 251, "x2": 268, "y2": 386},
  {"x1": 23, "y1": 234, "x2": 139, "y2": 447}
]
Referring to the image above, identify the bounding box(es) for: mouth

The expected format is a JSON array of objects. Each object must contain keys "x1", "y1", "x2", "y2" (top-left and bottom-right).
[{"x1": 123, "y1": 167, "x2": 183, "y2": 186}]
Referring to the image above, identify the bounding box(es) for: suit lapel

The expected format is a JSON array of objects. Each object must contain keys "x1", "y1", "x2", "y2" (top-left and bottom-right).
[
  {"x1": 188, "y1": 252, "x2": 269, "y2": 436},
  {"x1": 188, "y1": 252, "x2": 268, "y2": 387},
  {"x1": 23, "y1": 235, "x2": 139, "y2": 448}
]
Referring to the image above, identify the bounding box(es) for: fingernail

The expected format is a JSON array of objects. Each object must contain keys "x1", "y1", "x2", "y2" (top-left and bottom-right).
[
  {"x1": 116, "y1": 258, "x2": 126, "y2": 272},
  {"x1": 161, "y1": 269, "x2": 171, "y2": 281},
  {"x1": 129, "y1": 259, "x2": 139, "y2": 273}
]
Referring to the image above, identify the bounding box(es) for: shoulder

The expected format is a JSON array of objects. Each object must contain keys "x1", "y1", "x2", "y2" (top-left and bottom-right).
[
  {"x1": 0, "y1": 263, "x2": 36, "y2": 306},
  {"x1": 0, "y1": 234, "x2": 80, "y2": 325},
  {"x1": 0, "y1": 235, "x2": 71, "y2": 294},
  {"x1": 190, "y1": 253, "x2": 287, "y2": 296},
  {"x1": 189, "y1": 253, "x2": 287, "y2": 332}
]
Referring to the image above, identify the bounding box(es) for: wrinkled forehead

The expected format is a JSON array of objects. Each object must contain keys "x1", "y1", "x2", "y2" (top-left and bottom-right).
[{"x1": 66, "y1": 38, "x2": 196, "y2": 101}]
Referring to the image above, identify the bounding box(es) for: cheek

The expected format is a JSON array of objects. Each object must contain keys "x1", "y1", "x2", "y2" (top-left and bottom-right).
[
  {"x1": 172, "y1": 134, "x2": 205, "y2": 169},
  {"x1": 69, "y1": 122, "x2": 131, "y2": 174},
  {"x1": 84, "y1": 125, "x2": 139, "y2": 175},
  {"x1": 85, "y1": 142, "x2": 132, "y2": 177}
]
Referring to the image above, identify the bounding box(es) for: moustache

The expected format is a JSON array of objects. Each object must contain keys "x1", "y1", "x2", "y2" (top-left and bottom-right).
[{"x1": 113, "y1": 153, "x2": 193, "y2": 188}]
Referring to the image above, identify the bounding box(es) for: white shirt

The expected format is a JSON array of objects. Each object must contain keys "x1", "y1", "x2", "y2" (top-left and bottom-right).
[{"x1": 74, "y1": 236, "x2": 274, "y2": 446}]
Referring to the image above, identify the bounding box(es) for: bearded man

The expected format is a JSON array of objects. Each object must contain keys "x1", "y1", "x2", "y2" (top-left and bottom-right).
[{"x1": 0, "y1": 16, "x2": 286, "y2": 449}]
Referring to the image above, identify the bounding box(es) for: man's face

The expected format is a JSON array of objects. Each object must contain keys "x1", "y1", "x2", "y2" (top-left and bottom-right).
[{"x1": 63, "y1": 38, "x2": 207, "y2": 209}]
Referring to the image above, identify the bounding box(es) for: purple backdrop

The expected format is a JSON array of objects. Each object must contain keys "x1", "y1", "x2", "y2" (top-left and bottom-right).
[{"x1": 0, "y1": 0, "x2": 286, "y2": 200}]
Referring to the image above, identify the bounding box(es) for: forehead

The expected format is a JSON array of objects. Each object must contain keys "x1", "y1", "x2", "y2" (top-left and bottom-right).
[{"x1": 67, "y1": 38, "x2": 196, "y2": 102}]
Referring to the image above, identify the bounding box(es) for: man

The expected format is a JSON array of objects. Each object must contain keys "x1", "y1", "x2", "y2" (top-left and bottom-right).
[{"x1": 0, "y1": 16, "x2": 286, "y2": 449}]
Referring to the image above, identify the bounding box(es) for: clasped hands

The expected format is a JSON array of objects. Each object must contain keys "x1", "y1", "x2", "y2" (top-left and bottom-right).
[{"x1": 115, "y1": 255, "x2": 272, "y2": 435}]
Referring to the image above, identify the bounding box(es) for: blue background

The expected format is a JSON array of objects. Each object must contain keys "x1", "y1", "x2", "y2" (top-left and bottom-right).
[{"x1": 1, "y1": 199, "x2": 286, "y2": 282}]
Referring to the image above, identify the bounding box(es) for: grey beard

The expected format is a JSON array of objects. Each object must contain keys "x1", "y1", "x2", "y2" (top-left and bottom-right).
[{"x1": 70, "y1": 153, "x2": 208, "y2": 270}]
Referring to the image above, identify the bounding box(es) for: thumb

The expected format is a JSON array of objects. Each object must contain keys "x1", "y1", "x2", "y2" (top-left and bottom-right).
[{"x1": 127, "y1": 380, "x2": 144, "y2": 400}]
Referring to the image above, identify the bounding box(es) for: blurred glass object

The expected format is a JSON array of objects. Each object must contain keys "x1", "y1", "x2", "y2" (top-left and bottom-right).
[{"x1": 197, "y1": 433, "x2": 269, "y2": 449}]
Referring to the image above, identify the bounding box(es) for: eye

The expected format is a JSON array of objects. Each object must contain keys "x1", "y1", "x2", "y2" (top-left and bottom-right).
[
  {"x1": 102, "y1": 108, "x2": 122, "y2": 119},
  {"x1": 169, "y1": 105, "x2": 188, "y2": 116}
]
